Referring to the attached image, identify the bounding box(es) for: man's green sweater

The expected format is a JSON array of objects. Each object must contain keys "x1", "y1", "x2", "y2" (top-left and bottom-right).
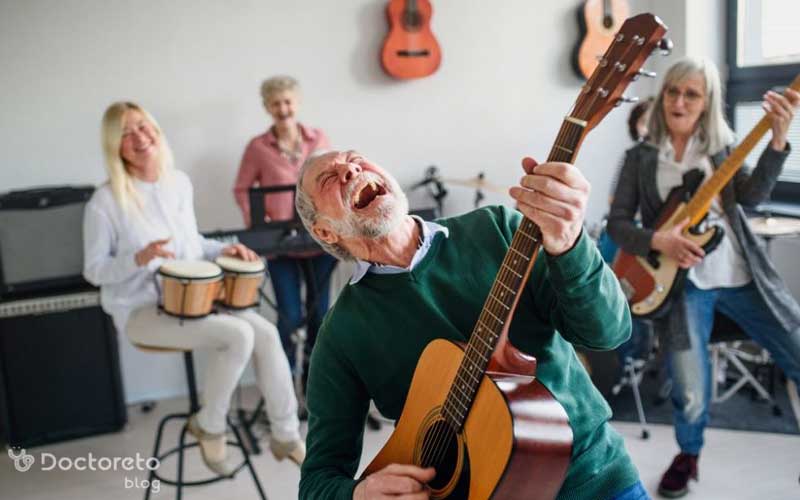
[{"x1": 300, "y1": 206, "x2": 638, "y2": 500}]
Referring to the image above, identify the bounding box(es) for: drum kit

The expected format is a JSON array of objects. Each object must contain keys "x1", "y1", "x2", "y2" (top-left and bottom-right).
[
  {"x1": 156, "y1": 256, "x2": 266, "y2": 321},
  {"x1": 747, "y1": 215, "x2": 800, "y2": 238},
  {"x1": 410, "y1": 167, "x2": 508, "y2": 214}
]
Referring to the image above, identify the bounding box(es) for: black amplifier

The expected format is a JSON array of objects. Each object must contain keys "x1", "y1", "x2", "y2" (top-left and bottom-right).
[
  {"x1": 0, "y1": 291, "x2": 127, "y2": 447},
  {"x1": 0, "y1": 185, "x2": 94, "y2": 298}
]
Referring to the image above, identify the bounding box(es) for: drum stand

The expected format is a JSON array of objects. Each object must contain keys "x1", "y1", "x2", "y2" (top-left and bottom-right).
[{"x1": 611, "y1": 355, "x2": 651, "y2": 439}]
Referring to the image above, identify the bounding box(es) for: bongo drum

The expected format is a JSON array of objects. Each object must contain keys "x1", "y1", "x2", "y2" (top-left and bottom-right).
[
  {"x1": 215, "y1": 255, "x2": 265, "y2": 309},
  {"x1": 157, "y1": 260, "x2": 223, "y2": 318}
]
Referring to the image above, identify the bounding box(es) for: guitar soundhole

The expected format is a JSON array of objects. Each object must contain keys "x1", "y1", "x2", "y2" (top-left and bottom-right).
[{"x1": 419, "y1": 420, "x2": 459, "y2": 490}]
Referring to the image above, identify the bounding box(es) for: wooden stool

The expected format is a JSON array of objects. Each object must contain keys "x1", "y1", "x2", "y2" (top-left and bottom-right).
[{"x1": 133, "y1": 343, "x2": 267, "y2": 500}]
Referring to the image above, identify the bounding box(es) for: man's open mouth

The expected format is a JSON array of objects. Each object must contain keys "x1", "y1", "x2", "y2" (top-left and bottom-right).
[{"x1": 353, "y1": 181, "x2": 387, "y2": 210}]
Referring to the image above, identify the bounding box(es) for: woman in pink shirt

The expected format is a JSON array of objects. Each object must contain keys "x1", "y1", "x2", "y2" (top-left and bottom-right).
[{"x1": 233, "y1": 76, "x2": 335, "y2": 386}]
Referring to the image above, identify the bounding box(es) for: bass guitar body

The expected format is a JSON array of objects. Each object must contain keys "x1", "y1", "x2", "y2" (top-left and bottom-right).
[
  {"x1": 381, "y1": 0, "x2": 441, "y2": 79},
  {"x1": 364, "y1": 339, "x2": 572, "y2": 499},
  {"x1": 613, "y1": 181, "x2": 724, "y2": 318}
]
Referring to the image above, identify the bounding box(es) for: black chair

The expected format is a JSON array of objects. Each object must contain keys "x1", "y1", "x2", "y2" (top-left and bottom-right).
[{"x1": 134, "y1": 345, "x2": 268, "y2": 500}]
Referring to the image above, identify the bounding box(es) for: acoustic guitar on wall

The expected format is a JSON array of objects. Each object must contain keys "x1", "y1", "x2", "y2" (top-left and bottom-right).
[
  {"x1": 381, "y1": 0, "x2": 442, "y2": 79},
  {"x1": 572, "y1": 0, "x2": 631, "y2": 80}
]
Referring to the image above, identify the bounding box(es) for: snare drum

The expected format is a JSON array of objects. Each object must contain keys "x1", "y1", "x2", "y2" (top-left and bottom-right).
[
  {"x1": 215, "y1": 255, "x2": 265, "y2": 309},
  {"x1": 157, "y1": 260, "x2": 223, "y2": 318}
]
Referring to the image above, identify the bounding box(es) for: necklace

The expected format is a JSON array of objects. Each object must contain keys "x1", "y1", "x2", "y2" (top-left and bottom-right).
[{"x1": 275, "y1": 126, "x2": 303, "y2": 164}]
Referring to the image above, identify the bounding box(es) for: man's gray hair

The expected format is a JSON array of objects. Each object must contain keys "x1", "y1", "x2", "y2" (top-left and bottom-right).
[{"x1": 295, "y1": 151, "x2": 356, "y2": 261}]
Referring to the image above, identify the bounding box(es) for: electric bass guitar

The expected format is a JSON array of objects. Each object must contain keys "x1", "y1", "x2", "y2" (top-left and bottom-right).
[
  {"x1": 363, "y1": 14, "x2": 669, "y2": 499},
  {"x1": 381, "y1": 0, "x2": 441, "y2": 79},
  {"x1": 572, "y1": 0, "x2": 631, "y2": 80},
  {"x1": 613, "y1": 74, "x2": 800, "y2": 318}
]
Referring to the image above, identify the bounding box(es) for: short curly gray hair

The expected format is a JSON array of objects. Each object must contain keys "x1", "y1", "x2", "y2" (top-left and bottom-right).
[
  {"x1": 260, "y1": 75, "x2": 300, "y2": 104},
  {"x1": 295, "y1": 151, "x2": 356, "y2": 261}
]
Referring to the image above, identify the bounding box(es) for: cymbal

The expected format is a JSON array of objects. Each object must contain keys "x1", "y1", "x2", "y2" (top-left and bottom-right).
[
  {"x1": 748, "y1": 216, "x2": 800, "y2": 236},
  {"x1": 443, "y1": 176, "x2": 507, "y2": 195}
]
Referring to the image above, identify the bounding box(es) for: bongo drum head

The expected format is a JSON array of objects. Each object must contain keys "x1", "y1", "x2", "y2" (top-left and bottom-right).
[
  {"x1": 158, "y1": 260, "x2": 222, "y2": 280},
  {"x1": 215, "y1": 255, "x2": 265, "y2": 274}
]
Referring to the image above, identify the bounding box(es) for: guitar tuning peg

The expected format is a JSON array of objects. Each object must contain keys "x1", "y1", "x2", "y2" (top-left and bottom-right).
[
  {"x1": 635, "y1": 69, "x2": 657, "y2": 80},
  {"x1": 657, "y1": 37, "x2": 673, "y2": 56},
  {"x1": 615, "y1": 95, "x2": 640, "y2": 107}
]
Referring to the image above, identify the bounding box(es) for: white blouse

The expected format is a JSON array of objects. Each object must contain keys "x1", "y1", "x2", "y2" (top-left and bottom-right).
[
  {"x1": 656, "y1": 136, "x2": 751, "y2": 290},
  {"x1": 83, "y1": 170, "x2": 225, "y2": 333}
]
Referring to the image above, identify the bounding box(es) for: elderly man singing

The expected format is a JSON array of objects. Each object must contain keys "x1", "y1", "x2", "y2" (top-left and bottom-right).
[{"x1": 295, "y1": 150, "x2": 648, "y2": 500}]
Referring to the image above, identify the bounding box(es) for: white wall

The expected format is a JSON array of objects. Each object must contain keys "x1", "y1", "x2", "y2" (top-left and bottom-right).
[{"x1": 1, "y1": 0, "x2": 664, "y2": 402}]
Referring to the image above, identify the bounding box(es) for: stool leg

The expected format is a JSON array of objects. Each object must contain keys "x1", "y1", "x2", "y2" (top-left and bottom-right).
[
  {"x1": 144, "y1": 413, "x2": 174, "y2": 500},
  {"x1": 239, "y1": 397, "x2": 265, "y2": 455},
  {"x1": 229, "y1": 418, "x2": 268, "y2": 500},
  {"x1": 176, "y1": 424, "x2": 189, "y2": 500},
  {"x1": 184, "y1": 352, "x2": 200, "y2": 414}
]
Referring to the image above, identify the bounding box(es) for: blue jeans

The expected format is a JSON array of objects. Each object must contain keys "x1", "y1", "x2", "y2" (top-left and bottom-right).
[
  {"x1": 608, "y1": 480, "x2": 650, "y2": 500},
  {"x1": 268, "y1": 254, "x2": 337, "y2": 370},
  {"x1": 668, "y1": 281, "x2": 800, "y2": 454}
]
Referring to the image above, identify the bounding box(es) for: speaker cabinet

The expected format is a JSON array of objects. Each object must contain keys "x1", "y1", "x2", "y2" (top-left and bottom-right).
[{"x1": 0, "y1": 291, "x2": 127, "y2": 447}]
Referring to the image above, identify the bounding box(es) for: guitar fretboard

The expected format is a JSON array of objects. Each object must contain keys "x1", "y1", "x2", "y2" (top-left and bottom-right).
[{"x1": 440, "y1": 119, "x2": 585, "y2": 431}]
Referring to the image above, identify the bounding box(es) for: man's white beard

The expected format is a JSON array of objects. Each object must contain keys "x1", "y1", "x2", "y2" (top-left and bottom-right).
[{"x1": 325, "y1": 172, "x2": 409, "y2": 240}]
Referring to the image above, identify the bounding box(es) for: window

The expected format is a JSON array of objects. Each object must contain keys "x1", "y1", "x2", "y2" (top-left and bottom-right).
[
  {"x1": 734, "y1": 101, "x2": 800, "y2": 183},
  {"x1": 736, "y1": 0, "x2": 800, "y2": 68},
  {"x1": 726, "y1": 0, "x2": 800, "y2": 202}
]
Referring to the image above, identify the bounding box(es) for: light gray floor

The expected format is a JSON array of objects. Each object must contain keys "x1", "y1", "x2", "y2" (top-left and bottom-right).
[{"x1": 2, "y1": 389, "x2": 798, "y2": 500}]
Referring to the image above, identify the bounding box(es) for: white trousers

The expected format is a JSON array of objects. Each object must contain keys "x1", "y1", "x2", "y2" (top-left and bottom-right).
[{"x1": 126, "y1": 306, "x2": 299, "y2": 441}]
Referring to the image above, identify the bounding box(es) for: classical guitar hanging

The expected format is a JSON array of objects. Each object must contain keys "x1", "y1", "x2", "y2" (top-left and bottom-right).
[
  {"x1": 613, "y1": 74, "x2": 800, "y2": 318},
  {"x1": 363, "y1": 14, "x2": 669, "y2": 500},
  {"x1": 572, "y1": 0, "x2": 631, "y2": 80},
  {"x1": 381, "y1": 0, "x2": 441, "y2": 79}
]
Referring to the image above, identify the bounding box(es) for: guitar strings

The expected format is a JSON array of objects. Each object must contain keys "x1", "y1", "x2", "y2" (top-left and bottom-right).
[
  {"x1": 424, "y1": 112, "x2": 584, "y2": 467},
  {"x1": 422, "y1": 22, "x2": 647, "y2": 464},
  {"x1": 420, "y1": 30, "x2": 650, "y2": 473},
  {"x1": 419, "y1": 120, "x2": 582, "y2": 471}
]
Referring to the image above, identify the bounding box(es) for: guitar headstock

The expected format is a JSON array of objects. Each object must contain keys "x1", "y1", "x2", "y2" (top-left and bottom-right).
[{"x1": 571, "y1": 14, "x2": 669, "y2": 132}]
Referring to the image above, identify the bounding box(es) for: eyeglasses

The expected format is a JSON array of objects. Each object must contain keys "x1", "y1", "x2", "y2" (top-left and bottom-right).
[{"x1": 664, "y1": 86, "x2": 705, "y2": 104}]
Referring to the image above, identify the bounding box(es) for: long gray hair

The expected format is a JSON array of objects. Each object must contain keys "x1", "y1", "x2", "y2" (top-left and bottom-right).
[{"x1": 647, "y1": 57, "x2": 735, "y2": 155}]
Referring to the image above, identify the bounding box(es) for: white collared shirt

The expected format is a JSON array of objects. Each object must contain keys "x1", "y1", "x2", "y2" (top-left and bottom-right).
[
  {"x1": 656, "y1": 135, "x2": 751, "y2": 289},
  {"x1": 349, "y1": 216, "x2": 449, "y2": 284},
  {"x1": 83, "y1": 170, "x2": 226, "y2": 333}
]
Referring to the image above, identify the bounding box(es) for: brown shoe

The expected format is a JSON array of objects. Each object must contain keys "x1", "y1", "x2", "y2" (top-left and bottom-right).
[
  {"x1": 658, "y1": 453, "x2": 698, "y2": 498},
  {"x1": 187, "y1": 415, "x2": 239, "y2": 477},
  {"x1": 269, "y1": 438, "x2": 305, "y2": 466}
]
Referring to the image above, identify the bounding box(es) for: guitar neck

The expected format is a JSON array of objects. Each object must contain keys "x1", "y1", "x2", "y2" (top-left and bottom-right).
[
  {"x1": 680, "y1": 74, "x2": 800, "y2": 226},
  {"x1": 440, "y1": 119, "x2": 585, "y2": 431},
  {"x1": 436, "y1": 12, "x2": 668, "y2": 431}
]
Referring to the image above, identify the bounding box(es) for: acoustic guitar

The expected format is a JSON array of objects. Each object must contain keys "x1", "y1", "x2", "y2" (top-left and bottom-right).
[
  {"x1": 363, "y1": 14, "x2": 669, "y2": 499},
  {"x1": 572, "y1": 0, "x2": 631, "y2": 80},
  {"x1": 381, "y1": 0, "x2": 442, "y2": 79},
  {"x1": 613, "y1": 74, "x2": 800, "y2": 318}
]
